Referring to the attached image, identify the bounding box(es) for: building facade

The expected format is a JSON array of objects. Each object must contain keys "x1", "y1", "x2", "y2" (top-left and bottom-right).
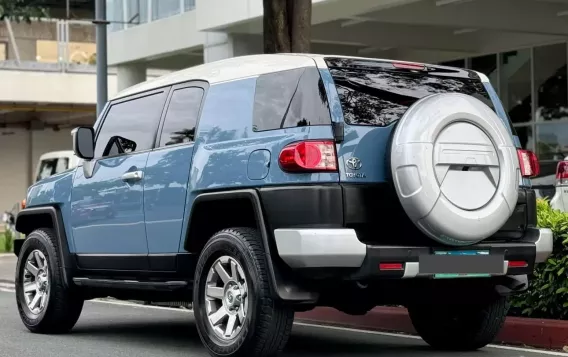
[
  {"x1": 2, "y1": 0, "x2": 567, "y2": 213},
  {"x1": 106, "y1": 0, "x2": 568, "y2": 187}
]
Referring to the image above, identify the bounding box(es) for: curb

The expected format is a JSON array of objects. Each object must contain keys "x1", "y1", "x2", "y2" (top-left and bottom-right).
[{"x1": 295, "y1": 306, "x2": 568, "y2": 350}]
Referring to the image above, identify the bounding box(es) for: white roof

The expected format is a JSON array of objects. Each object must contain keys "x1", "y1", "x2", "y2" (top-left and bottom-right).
[
  {"x1": 38, "y1": 150, "x2": 75, "y2": 161},
  {"x1": 113, "y1": 53, "x2": 465, "y2": 100},
  {"x1": 114, "y1": 54, "x2": 318, "y2": 100}
]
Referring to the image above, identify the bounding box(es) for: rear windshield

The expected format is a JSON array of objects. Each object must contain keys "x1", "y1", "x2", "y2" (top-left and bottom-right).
[{"x1": 326, "y1": 59, "x2": 500, "y2": 128}]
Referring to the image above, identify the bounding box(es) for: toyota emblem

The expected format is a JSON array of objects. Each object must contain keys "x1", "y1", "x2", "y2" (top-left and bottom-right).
[{"x1": 346, "y1": 157, "x2": 362, "y2": 170}]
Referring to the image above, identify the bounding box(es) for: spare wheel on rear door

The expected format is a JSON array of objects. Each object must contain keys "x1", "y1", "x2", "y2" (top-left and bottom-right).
[{"x1": 391, "y1": 93, "x2": 519, "y2": 246}]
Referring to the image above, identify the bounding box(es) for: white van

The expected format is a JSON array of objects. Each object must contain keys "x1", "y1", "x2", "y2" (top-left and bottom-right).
[
  {"x1": 3, "y1": 151, "x2": 79, "y2": 232},
  {"x1": 34, "y1": 151, "x2": 80, "y2": 183}
]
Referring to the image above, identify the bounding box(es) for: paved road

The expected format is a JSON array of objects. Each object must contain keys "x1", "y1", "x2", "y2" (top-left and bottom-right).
[
  {"x1": 0, "y1": 254, "x2": 16, "y2": 283},
  {"x1": 0, "y1": 290, "x2": 565, "y2": 357}
]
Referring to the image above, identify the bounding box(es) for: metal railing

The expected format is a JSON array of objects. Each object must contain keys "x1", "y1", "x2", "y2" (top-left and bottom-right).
[{"x1": 0, "y1": 18, "x2": 101, "y2": 73}]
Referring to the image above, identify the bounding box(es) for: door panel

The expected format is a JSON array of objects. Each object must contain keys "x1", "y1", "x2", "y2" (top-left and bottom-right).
[
  {"x1": 144, "y1": 85, "x2": 204, "y2": 261},
  {"x1": 70, "y1": 153, "x2": 150, "y2": 258},
  {"x1": 144, "y1": 145, "x2": 194, "y2": 255}
]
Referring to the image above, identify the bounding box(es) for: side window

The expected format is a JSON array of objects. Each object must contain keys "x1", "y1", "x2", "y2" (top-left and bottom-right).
[
  {"x1": 253, "y1": 67, "x2": 332, "y2": 131},
  {"x1": 55, "y1": 158, "x2": 70, "y2": 173},
  {"x1": 95, "y1": 92, "x2": 167, "y2": 158},
  {"x1": 159, "y1": 87, "x2": 204, "y2": 147}
]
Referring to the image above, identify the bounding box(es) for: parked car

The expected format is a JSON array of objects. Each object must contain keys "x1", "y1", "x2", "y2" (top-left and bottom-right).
[
  {"x1": 34, "y1": 150, "x2": 79, "y2": 184},
  {"x1": 3, "y1": 151, "x2": 79, "y2": 237},
  {"x1": 550, "y1": 157, "x2": 568, "y2": 212},
  {"x1": 12, "y1": 54, "x2": 552, "y2": 357}
]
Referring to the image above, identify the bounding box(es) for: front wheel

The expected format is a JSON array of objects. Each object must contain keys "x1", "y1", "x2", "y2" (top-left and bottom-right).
[
  {"x1": 408, "y1": 296, "x2": 510, "y2": 351},
  {"x1": 15, "y1": 228, "x2": 84, "y2": 334},
  {"x1": 193, "y1": 227, "x2": 294, "y2": 357}
]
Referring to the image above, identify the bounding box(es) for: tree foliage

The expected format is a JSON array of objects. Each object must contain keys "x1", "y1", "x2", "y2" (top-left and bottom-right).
[
  {"x1": 510, "y1": 198, "x2": 568, "y2": 320},
  {"x1": 262, "y1": 0, "x2": 311, "y2": 54},
  {"x1": 0, "y1": 0, "x2": 48, "y2": 22}
]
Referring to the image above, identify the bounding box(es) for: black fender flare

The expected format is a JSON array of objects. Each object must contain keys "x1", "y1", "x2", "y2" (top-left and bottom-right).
[
  {"x1": 185, "y1": 189, "x2": 318, "y2": 304},
  {"x1": 15, "y1": 206, "x2": 75, "y2": 288}
]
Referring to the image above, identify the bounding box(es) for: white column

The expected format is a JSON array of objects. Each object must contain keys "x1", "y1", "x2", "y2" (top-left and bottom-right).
[
  {"x1": 116, "y1": 62, "x2": 147, "y2": 92},
  {"x1": 203, "y1": 32, "x2": 262, "y2": 63}
]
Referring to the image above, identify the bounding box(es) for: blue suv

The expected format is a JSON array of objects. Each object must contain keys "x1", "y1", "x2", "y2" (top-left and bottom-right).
[{"x1": 13, "y1": 54, "x2": 552, "y2": 357}]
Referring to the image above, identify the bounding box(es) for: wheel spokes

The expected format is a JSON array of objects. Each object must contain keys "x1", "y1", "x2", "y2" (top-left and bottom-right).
[
  {"x1": 230, "y1": 260, "x2": 238, "y2": 281},
  {"x1": 209, "y1": 307, "x2": 228, "y2": 326},
  {"x1": 205, "y1": 255, "x2": 249, "y2": 341},
  {"x1": 225, "y1": 315, "x2": 237, "y2": 337},
  {"x1": 206, "y1": 285, "x2": 224, "y2": 300},
  {"x1": 214, "y1": 262, "x2": 231, "y2": 284},
  {"x1": 29, "y1": 292, "x2": 42, "y2": 310},
  {"x1": 23, "y1": 282, "x2": 36, "y2": 293},
  {"x1": 33, "y1": 251, "x2": 43, "y2": 269},
  {"x1": 26, "y1": 261, "x2": 39, "y2": 277}
]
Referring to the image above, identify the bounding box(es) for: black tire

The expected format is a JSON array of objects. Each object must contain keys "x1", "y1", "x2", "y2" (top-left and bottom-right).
[
  {"x1": 15, "y1": 228, "x2": 84, "y2": 334},
  {"x1": 193, "y1": 227, "x2": 294, "y2": 357},
  {"x1": 408, "y1": 296, "x2": 510, "y2": 351}
]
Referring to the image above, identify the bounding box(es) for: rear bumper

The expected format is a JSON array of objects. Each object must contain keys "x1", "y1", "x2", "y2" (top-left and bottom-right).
[{"x1": 274, "y1": 227, "x2": 553, "y2": 279}]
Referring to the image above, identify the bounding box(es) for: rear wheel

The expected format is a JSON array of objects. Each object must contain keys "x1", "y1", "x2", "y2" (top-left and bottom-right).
[
  {"x1": 15, "y1": 228, "x2": 84, "y2": 334},
  {"x1": 193, "y1": 227, "x2": 294, "y2": 357},
  {"x1": 408, "y1": 296, "x2": 510, "y2": 351}
]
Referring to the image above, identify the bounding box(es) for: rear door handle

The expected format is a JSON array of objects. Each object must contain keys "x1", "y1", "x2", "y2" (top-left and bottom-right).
[{"x1": 122, "y1": 170, "x2": 144, "y2": 182}]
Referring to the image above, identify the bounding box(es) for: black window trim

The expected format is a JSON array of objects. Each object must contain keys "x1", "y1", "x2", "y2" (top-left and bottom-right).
[
  {"x1": 152, "y1": 80, "x2": 210, "y2": 152},
  {"x1": 93, "y1": 86, "x2": 172, "y2": 160}
]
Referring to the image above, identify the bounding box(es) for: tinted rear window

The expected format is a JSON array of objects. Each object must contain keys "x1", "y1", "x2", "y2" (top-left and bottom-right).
[
  {"x1": 326, "y1": 59, "x2": 498, "y2": 127},
  {"x1": 253, "y1": 67, "x2": 332, "y2": 131}
]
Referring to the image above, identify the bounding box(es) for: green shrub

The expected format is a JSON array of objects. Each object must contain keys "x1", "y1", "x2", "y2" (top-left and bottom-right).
[
  {"x1": 510, "y1": 199, "x2": 568, "y2": 319},
  {"x1": 3, "y1": 230, "x2": 13, "y2": 253}
]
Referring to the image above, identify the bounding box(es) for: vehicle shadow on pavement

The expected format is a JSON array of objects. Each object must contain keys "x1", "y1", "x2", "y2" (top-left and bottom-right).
[
  {"x1": 70, "y1": 315, "x2": 485, "y2": 356},
  {"x1": 71, "y1": 319, "x2": 206, "y2": 350},
  {"x1": 285, "y1": 328, "x2": 460, "y2": 357}
]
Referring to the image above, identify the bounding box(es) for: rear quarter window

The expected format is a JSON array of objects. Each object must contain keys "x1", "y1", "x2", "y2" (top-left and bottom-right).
[{"x1": 253, "y1": 67, "x2": 332, "y2": 131}]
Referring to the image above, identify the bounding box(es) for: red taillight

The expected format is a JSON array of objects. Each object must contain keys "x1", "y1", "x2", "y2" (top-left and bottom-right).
[
  {"x1": 508, "y1": 260, "x2": 528, "y2": 268},
  {"x1": 516, "y1": 149, "x2": 540, "y2": 178},
  {"x1": 278, "y1": 140, "x2": 338, "y2": 172},
  {"x1": 379, "y1": 263, "x2": 404, "y2": 271},
  {"x1": 392, "y1": 62, "x2": 426, "y2": 71},
  {"x1": 556, "y1": 161, "x2": 568, "y2": 185}
]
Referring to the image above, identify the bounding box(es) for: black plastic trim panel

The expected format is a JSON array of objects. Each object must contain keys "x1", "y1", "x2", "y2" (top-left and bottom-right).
[
  {"x1": 76, "y1": 254, "x2": 149, "y2": 271},
  {"x1": 258, "y1": 185, "x2": 344, "y2": 230},
  {"x1": 186, "y1": 189, "x2": 318, "y2": 303},
  {"x1": 350, "y1": 242, "x2": 536, "y2": 280},
  {"x1": 15, "y1": 206, "x2": 76, "y2": 288}
]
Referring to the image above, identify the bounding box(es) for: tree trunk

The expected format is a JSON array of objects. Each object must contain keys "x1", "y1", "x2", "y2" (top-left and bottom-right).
[
  {"x1": 263, "y1": 0, "x2": 312, "y2": 54},
  {"x1": 288, "y1": 0, "x2": 311, "y2": 53},
  {"x1": 263, "y1": 0, "x2": 291, "y2": 54}
]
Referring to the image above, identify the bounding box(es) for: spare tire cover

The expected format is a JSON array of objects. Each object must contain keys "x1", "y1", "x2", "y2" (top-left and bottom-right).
[{"x1": 391, "y1": 93, "x2": 519, "y2": 246}]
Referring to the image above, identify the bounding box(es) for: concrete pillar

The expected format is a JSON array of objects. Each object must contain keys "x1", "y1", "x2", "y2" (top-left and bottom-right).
[
  {"x1": 203, "y1": 32, "x2": 262, "y2": 63},
  {"x1": 117, "y1": 62, "x2": 147, "y2": 92}
]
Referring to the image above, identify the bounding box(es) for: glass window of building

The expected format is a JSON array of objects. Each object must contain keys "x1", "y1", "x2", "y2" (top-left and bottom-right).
[
  {"x1": 152, "y1": 0, "x2": 180, "y2": 20},
  {"x1": 106, "y1": 0, "x2": 124, "y2": 32},
  {"x1": 440, "y1": 59, "x2": 465, "y2": 68},
  {"x1": 184, "y1": 0, "x2": 195, "y2": 11},
  {"x1": 35, "y1": 41, "x2": 59, "y2": 63},
  {"x1": 471, "y1": 54, "x2": 497, "y2": 81},
  {"x1": 127, "y1": 0, "x2": 148, "y2": 26},
  {"x1": 534, "y1": 43, "x2": 567, "y2": 122},
  {"x1": 501, "y1": 49, "x2": 532, "y2": 125}
]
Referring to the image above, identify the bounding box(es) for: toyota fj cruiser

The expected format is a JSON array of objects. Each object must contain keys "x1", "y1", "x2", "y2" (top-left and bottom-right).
[{"x1": 13, "y1": 54, "x2": 552, "y2": 357}]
